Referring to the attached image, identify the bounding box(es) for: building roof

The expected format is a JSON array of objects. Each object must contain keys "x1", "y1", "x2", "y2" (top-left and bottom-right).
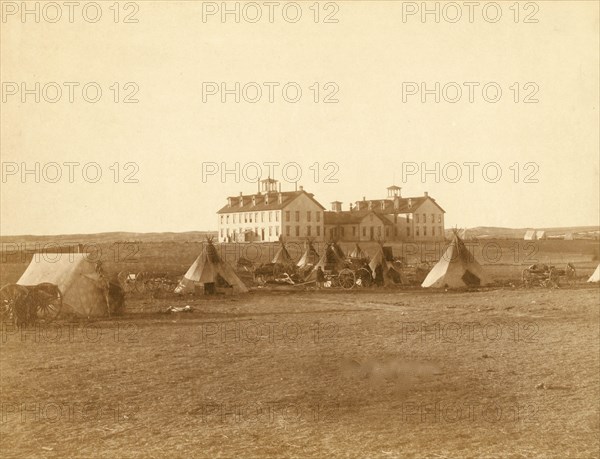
[
  {"x1": 217, "y1": 190, "x2": 325, "y2": 214},
  {"x1": 353, "y1": 196, "x2": 445, "y2": 214}
]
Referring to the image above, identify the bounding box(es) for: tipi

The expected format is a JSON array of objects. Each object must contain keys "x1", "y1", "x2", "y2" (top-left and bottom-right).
[
  {"x1": 175, "y1": 239, "x2": 248, "y2": 294},
  {"x1": 421, "y1": 232, "x2": 490, "y2": 288},
  {"x1": 18, "y1": 253, "x2": 111, "y2": 316},
  {"x1": 306, "y1": 242, "x2": 347, "y2": 281},
  {"x1": 588, "y1": 265, "x2": 600, "y2": 283},
  {"x1": 368, "y1": 244, "x2": 401, "y2": 285},
  {"x1": 349, "y1": 243, "x2": 369, "y2": 261},
  {"x1": 297, "y1": 239, "x2": 320, "y2": 268},
  {"x1": 272, "y1": 239, "x2": 294, "y2": 266}
]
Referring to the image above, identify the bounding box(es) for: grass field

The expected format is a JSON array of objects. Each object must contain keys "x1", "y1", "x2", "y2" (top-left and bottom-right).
[{"x1": 1, "y1": 238, "x2": 599, "y2": 458}]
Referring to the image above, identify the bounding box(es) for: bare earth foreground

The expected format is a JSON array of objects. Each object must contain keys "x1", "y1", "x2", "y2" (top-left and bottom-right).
[{"x1": 1, "y1": 286, "x2": 599, "y2": 459}]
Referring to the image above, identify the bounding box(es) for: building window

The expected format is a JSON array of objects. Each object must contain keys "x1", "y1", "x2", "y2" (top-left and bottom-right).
[
  {"x1": 261, "y1": 212, "x2": 264, "y2": 223},
  {"x1": 269, "y1": 227, "x2": 272, "y2": 236},
  {"x1": 424, "y1": 226, "x2": 427, "y2": 236},
  {"x1": 362, "y1": 227, "x2": 366, "y2": 237},
  {"x1": 439, "y1": 226, "x2": 442, "y2": 237},
  {"x1": 249, "y1": 213, "x2": 252, "y2": 223},
  {"x1": 220, "y1": 229, "x2": 224, "y2": 237},
  {"x1": 269, "y1": 212, "x2": 272, "y2": 222},
  {"x1": 416, "y1": 214, "x2": 419, "y2": 224},
  {"x1": 276, "y1": 227, "x2": 280, "y2": 236},
  {"x1": 431, "y1": 213, "x2": 434, "y2": 223},
  {"x1": 386, "y1": 227, "x2": 390, "y2": 237},
  {"x1": 220, "y1": 216, "x2": 223, "y2": 224},
  {"x1": 295, "y1": 226, "x2": 300, "y2": 236},
  {"x1": 438, "y1": 215, "x2": 442, "y2": 223},
  {"x1": 316, "y1": 212, "x2": 321, "y2": 222},
  {"x1": 352, "y1": 226, "x2": 356, "y2": 236},
  {"x1": 307, "y1": 226, "x2": 311, "y2": 236},
  {"x1": 295, "y1": 211, "x2": 300, "y2": 222},
  {"x1": 276, "y1": 212, "x2": 279, "y2": 222},
  {"x1": 317, "y1": 226, "x2": 321, "y2": 236},
  {"x1": 377, "y1": 227, "x2": 382, "y2": 236},
  {"x1": 286, "y1": 226, "x2": 290, "y2": 236},
  {"x1": 432, "y1": 227, "x2": 436, "y2": 236},
  {"x1": 406, "y1": 215, "x2": 409, "y2": 223},
  {"x1": 416, "y1": 227, "x2": 420, "y2": 236},
  {"x1": 422, "y1": 213, "x2": 426, "y2": 223},
  {"x1": 233, "y1": 214, "x2": 236, "y2": 224},
  {"x1": 286, "y1": 211, "x2": 290, "y2": 222},
  {"x1": 307, "y1": 211, "x2": 311, "y2": 222},
  {"x1": 407, "y1": 227, "x2": 410, "y2": 237},
  {"x1": 226, "y1": 215, "x2": 229, "y2": 224},
  {"x1": 244, "y1": 214, "x2": 248, "y2": 223},
  {"x1": 341, "y1": 227, "x2": 345, "y2": 236}
]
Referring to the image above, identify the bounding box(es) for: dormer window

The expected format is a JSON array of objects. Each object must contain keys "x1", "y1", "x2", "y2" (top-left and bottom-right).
[
  {"x1": 381, "y1": 201, "x2": 386, "y2": 210},
  {"x1": 239, "y1": 197, "x2": 243, "y2": 207},
  {"x1": 252, "y1": 196, "x2": 256, "y2": 206},
  {"x1": 228, "y1": 197, "x2": 233, "y2": 207},
  {"x1": 265, "y1": 194, "x2": 269, "y2": 205}
]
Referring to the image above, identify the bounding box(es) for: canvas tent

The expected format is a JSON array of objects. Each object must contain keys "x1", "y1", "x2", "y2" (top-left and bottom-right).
[
  {"x1": 536, "y1": 230, "x2": 546, "y2": 240},
  {"x1": 297, "y1": 240, "x2": 320, "y2": 268},
  {"x1": 349, "y1": 243, "x2": 369, "y2": 260},
  {"x1": 271, "y1": 241, "x2": 293, "y2": 266},
  {"x1": 564, "y1": 232, "x2": 574, "y2": 241},
  {"x1": 588, "y1": 265, "x2": 600, "y2": 283},
  {"x1": 175, "y1": 240, "x2": 248, "y2": 294},
  {"x1": 368, "y1": 245, "x2": 401, "y2": 285},
  {"x1": 306, "y1": 242, "x2": 347, "y2": 281},
  {"x1": 421, "y1": 233, "x2": 491, "y2": 288},
  {"x1": 330, "y1": 241, "x2": 345, "y2": 260},
  {"x1": 524, "y1": 230, "x2": 537, "y2": 241},
  {"x1": 17, "y1": 253, "x2": 109, "y2": 317}
]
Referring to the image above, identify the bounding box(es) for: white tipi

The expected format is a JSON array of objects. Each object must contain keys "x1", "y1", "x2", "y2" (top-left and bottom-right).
[
  {"x1": 422, "y1": 232, "x2": 491, "y2": 288},
  {"x1": 588, "y1": 265, "x2": 600, "y2": 283}
]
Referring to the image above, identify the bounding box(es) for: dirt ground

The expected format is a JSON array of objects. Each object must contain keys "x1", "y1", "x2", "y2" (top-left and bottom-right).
[{"x1": 1, "y1": 284, "x2": 599, "y2": 458}]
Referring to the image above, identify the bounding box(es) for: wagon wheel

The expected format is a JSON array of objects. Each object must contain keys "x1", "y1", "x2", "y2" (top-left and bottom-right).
[
  {"x1": 0, "y1": 284, "x2": 30, "y2": 323},
  {"x1": 32, "y1": 283, "x2": 63, "y2": 323},
  {"x1": 338, "y1": 268, "x2": 356, "y2": 290},
  {"x1": 117, "y1": 270, "x2": 136, "y2": 293},
  {"x1": 134, "y1": 271, "x2": 147, "y2": 293},
  {"x1": 356, "y1": 268, "x2": 373, "y2": 288}
]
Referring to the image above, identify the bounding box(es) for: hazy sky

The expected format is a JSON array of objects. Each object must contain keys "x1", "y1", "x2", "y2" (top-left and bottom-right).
[{"x1": 1, "y1": 1, "x2": 598, "y2": 235}]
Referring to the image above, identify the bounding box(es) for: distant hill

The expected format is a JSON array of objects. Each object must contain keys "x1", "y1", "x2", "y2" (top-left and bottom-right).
[
  {"x1": 450, "y1": 226, "x2": 600, "y2": 240},
  {"x1": 0, "y1": 231, "x2": 218, "y2": 244}
]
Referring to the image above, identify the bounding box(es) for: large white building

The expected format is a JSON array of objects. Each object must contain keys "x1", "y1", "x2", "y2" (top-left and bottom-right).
[
  {"x1": 324, "y1": 186, "x2": 446, "y2": 242},
  {"x1": 217, "y1": 181, "x2": 445, "y2": 243},
  {"x1": 217, "y1": 179, "x2": 326, "y2": 243}
]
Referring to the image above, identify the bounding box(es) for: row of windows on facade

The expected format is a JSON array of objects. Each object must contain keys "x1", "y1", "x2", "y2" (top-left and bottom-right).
[
  {"x1": 221, "y1": 226, "x2": 323, "y2": 238},
  {"x1": 221, "y1": 211, "x2": 323, "y2": 225},
  {"x1": 333, "y1": 225, "x2": 445, "y2": 238},
  {"x1": 416, "y1": 214, "x2": 442, "y2": 224}
]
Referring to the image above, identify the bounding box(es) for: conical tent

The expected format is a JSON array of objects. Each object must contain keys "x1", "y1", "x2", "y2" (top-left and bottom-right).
[
  {"x1": 297, "y1": 240, "x2": 320, "y2": 268},
  {"x1": 306, "y1": 243, "x2": 346, "y2": 281},
  {"x1": 368, "y1": 245, "x2": 401, "y2": 285},
  {"x1": 272, "y1": 241, "x2": 293, "y2": 265},
  {"x1": 175, "y1": 240, "x2": 248, "y2": 293},
  {"x1": 349, "y1": 243, "x2": 369, "y2": 260},
  {"x1": 330, "y1": 241, "x2": 345, "y2": 260},
  {"x1": 421, "y1": 233, "x2": 490, "y2": 288},
  {"x1": 588, "y1": 265, "x2": 600, "y2": 283},
  {"x1": 17, "y1": 253, "x2": 109, "y2": 316}
]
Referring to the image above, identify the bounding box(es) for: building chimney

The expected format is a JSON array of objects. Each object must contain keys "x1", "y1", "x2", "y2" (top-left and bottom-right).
[
  {"x1": 349, "y1": 203, "x2": 353, "y2": 211},
  {"x1": 299, "y1": 185, "x2": 304, "y2": 192},
  {"x1": 424, "y1": 191, "x2": 429, "y2": 197},
  {"x1": 278, "y1": 182, "x2": 281, "y2": 192},
  {"x1": 331, "y1": 201, "x2": 342, "y2": 212},
  {"x1": 239, "y1": 193, "x2": 244, "y2": 207},
  {"x1": 408, "y1": 198, "x2": 412, "y2": 208}
]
